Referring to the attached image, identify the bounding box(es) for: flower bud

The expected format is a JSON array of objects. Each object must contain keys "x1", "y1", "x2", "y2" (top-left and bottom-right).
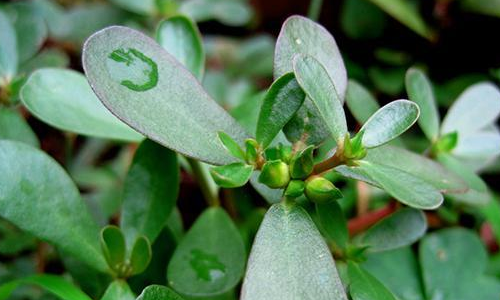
[
  {"x1": 258, "y1": 160, "x2": 290, "y2": 189},
  {"x1": 305, "y1": 176, "x2": 343, "y2": 204}
]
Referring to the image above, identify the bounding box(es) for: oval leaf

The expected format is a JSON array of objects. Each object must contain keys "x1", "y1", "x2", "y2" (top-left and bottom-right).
[
  {"x1": 241, "y1": 202, "x2": 348, "y2": 300},
  {"x1": 101, "y1": 225, "x2": 126, "y2": 271},
  {"x1": 217, "y1": 132, "x2": 246, "y2": 161},
  {"x1": 210, "y1": 162, "x2": 254, "y2": 188},
  {"x1": 137, "y1": 285, "x2": 184, "y2": 300},
  {"x1": 83, "y1": 26, "x2": 248, "y2": 165},
  {"x1": 130, "y1": 236, "x2": 152, "y2": 275},
  {"x1": 346, "y1": 80, "x2": 380, "y2": 124}
]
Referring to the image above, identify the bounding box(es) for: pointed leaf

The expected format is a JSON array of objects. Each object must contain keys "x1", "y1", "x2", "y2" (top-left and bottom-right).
[
  {"x1": 21, "y1": 68, "x2": 142, "y2": 141},
  {"x1": 346, "y1": 80, "x2": 380, "y2": 124},
  {"x1": 274, "y1": 15, "x2": 347, "y2": 99},
  {"x1": 405, "y1": 67, "x2": 440, "y2": 141},
  {"x1": 217, "y1": 132, "x2": 246, "y2": 160},
  {"x1": 241, "y1": 202, "x2": 348, "y2": 300},
  {"x1": 120, "y1": 139, "x2": 179, "y2": 246},
  {"x1": 130, "y1": 236, "x2": 152, "y2": 275},
  {"x1": 0, "y1": 275, "x2": 92, "y2": 300},
  {"x1": 361, "y1": 100, "x2": 419, "y2": 148},
  {"x1": 348, "y1": 261, "x2": 397, "y2": 300},
  {"x1": 83, "y1": 26, "x2": 248, "y2": 165},
  {"x1": 256, "y1": 73, "x2": 305, "y2": 148},
  {"x1": 0, "y1": 10, "x2": 17, "y2": 79},
  {"x1": 210, "y1": 163, "x2": 254, "y2": 188},
  {"x1": 0, "y1": 108, "x2": 39, "y2": 147},
  {"x1": 316, "y1": 201, "x2": 348, "y2": 250},
  {"x1": 0, "y1": 140, "x2": 107, "y2": 271},
  {"x1": 156, "y1": 15, "x2": 205, "y2": 80},
  {"x1": 137, "y1": 285, "x2": 184, "y2": 300},
  {"x1": 441, "y1": 82, "x2": 500, "y2": 135},
  {"x1": 293, "y1": 54, "x2": 347, "y2": 143},
  {"x1": 357, "y1": 161, "x2": 443, "y2": 209},
  {"x1": 167, "y1": 207, "x2": 246, "y2": 297},
  {"x1": 101, "y1": 280, "x2": 135, "y2": 300}
]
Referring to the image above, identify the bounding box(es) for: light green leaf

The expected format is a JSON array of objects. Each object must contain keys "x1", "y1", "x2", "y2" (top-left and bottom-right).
[
  {"x1": 21, "y1": 68, "x2": 142, "y2": 142},
  {"x1": 241, "y1": 202, "x2": 347, "y2": 300},
  {"x1": 0, "y1": 108, "x2": 39, "y2": 147},
  {"x1": 179, "y1": 0, "x2": 253, "y2": 27},
  {"x1": 19, "y1": 48, "x2": 69, "y2": 75},
  {"x1": 348, "y1": 261, "x2": 397, "y2": 300},
  {"x1": 249, "y1": 171, "x2": 283, "y2": 204},
  {"x1": 217, "y1": 132, "x2": 246, "y2": 161},
  {"x1": 83, "y1": 26, "x2": 248, "y2": 165},
  {"x1": 0, "y1": 274, "x2": 92, "y2": 300},
  {"x1": 256, "y1": 73, "x2": 305, "y2": 148},
  {"x1": 360, "y1": 100, "x2": 419, "y2": 148},
  {"x1": 441, "y1": 82, "x2": 500, "y2": 135},
  {"x1": 0, "y1": 140, "x2": 107, "y2": 271},
  {"x1": 167, "y1": 207, "x2": 245, "y2": 297},
  {"x1": 100, "y1": 226, "x2": 126, "y2": 271},
  {"x1": 316, "y1": 201, "x2": 348, "y2": 250},
  {"x1": 405, "y1": 67, "x2": 440, "y2": 141},
  {"x1": 453, "y1": 131, "x2": 500, "y2": 159},
  {"x1": 121, "y1": 139, "x2": 179, "y2": 246},
  {"x1": 346, "y1": 80, "x2": 380, "y2": 124},
  {"x1": 109, "y1": 0, "x2": 156, "y2": 15},
  {"x1": 357, "y1": 208, "x2": 427, "y2": 252},
  {"x1": 210, "y1": 162, "x2": 254, "y2": 188},
  {"x1": 0, "y1": 9, "x2": 18, "y2": 80},
  {"x1": 274, "y1": 15, "x2": 347, "y2": 99},
  {"x1": 137, "y1": 285, "x2": 184, "y2": 300},
  {"x1": 101, "y1": 280, "x2": 135, "y2": 300},
  {"x1": 130, "y1": 236, "x2": 152, "y2": 275},
  {"x1": 357, "y1": 160, "x2": 443, "y2": 209},
  {"x1": 366, "y1": 0, "x2": 434, "y2": 39},
  {"x1": 156, "y1": 15, "x2": 205, "y2": 80},
  {"x1": 293, "y1": 54, "x2": 347, "y2": 143},
  {"x1": 283, "y1": 98, "x2": 331, "y2": 145}
]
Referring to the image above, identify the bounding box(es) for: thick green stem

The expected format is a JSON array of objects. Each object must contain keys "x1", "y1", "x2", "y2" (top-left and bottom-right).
[
  {"x1": 307, "y1": 0, "x2": 324, "y2": 21},
  {"x1": 187, "y1": 158, "x2": 220, "y2": 207}
]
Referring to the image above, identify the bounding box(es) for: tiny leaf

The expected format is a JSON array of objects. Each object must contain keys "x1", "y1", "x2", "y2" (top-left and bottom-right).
[
  {"x1": 100, "y1": 226, "x2": 126, "y2": 272},
  {"x1": 210, "y1": 163, "x2": 254, "y2": 188},
  {"x1": 217, "y1": 132, "x2": 246, "y2": 161},
  {"x1": 130, "y1": 236, "x2": 152, "y2": 275}
]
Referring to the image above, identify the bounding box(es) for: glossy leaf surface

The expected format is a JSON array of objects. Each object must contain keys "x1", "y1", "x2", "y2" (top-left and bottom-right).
[{"x1": 136, "y1": 285, "x2": 184, "y2": 300}]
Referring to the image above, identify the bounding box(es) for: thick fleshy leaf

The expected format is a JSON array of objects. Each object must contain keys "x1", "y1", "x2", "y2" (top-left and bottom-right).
[
  {"x1": 121, "y1": 139, "x2": 179, "y2": 246},
  {"x1": 274, "y1": 15, "x2": 347, "y2": 100},
  {"x1": 156, "y1": 15, "x2": 205, "y2": 80},
  {"x1": 101, "y1": 281, "x2": 135, "y2": 300},
  {"x1": 0, "y1": 10, "x2": 18, "y2": 79},
  {"x1": 0, "y1": 274, "x2": 92, "y2": 300},
  {"x1": 0, "y1": 108, "x2": 39, "y2": 147},
  {"x1": 357, "y1": 161, "x2": 443, "y2": 209},
  {"x1": 420, "y1": 228, "x2": 500, "y2": 300},
  {"x1": 0, "y1": 140, "x2": 107, "y2": 271},
  {"x1": 179, "y1": 0, "x2": 253, "y2": 26},
  {"x1": 19, "y1": 48, "x2": 69, "y2": 74},
  {"x1": 283, "y1": 98, "x2": 330, "y2": 145},
  {"x1": 217, "y1": 132, "x2": 246, "y2": 160},
  {"x1": 346, "y1": 80, "x2": 380, "y2": 124},
  {"x1": 316, "y1": 201, "x2": 348, "y2": 249},
  {"x1": 83, "y1": 26, "x2": 248, "y2": 165},
  {"x1": 360, "y1": 100, "x2": 419, "y2": 148},
  {"x1": 100, "y1": 226, "x2": 127, "y2": 271},
  {"x1": 357, "y1": 208, "x2": 427, "y2": 252},
  {"x1": 130, "y1": 236, "x2": 152, "y2": 275},
  {"x1": 167, "y1": 207, "x2": 245, "y2": 297},
  {"x1": 453, "y1": 131, "x2": 500, "y2": 159},
  {"x1": 109, "y1": 0, "x2": 155, "y2": 15},
  {"x1": 441, "y1": 82, "x2": 500, "y2": 135},
  {"x1": 256, "y1": 73, "x2": 305, "y2": 148},
  {"x1": 21, "y1": 68, "x2": 142, "y2": 141},
  {"x1": 364, "y1": 145, "x2": 467, "y2": 193},
  {"x1": 348, "y1": 261, "x2": 397, "y2": 300},
  {"x1": 293, "y1": 54, "x2": 347, "y2": 143},
  {"x1": 405, "y1": 67, "x2": 440, "y2": 141},
  {"x1": 137, "y1": 285, "x2": 184, "y2": 300},
  {"x1": 241, "y1": 202, "x2": 348, "y2": 300},
  {"x1": 210, "y1": 163, "x2": 254, "y2": 188}
]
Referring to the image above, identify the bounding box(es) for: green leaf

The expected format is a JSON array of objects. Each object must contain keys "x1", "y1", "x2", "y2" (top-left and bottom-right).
[
  {"x1": 366, "y1": 0, "x2": 434, "y2": 40},
  {"x1": 217, "y1": 132, "x2": 246, "y2": 161},
  {"x1": 453, "y1": 130, "x2": 500, "y2": 159},
  {"x1": 101, "y1": 280, "x2": 135, "y2": 300},
  {"x1": 420, "y1": 228, "x2": 500, "y2": 300},
  {"x1": 156, "y1": 15, "x2": 205, "y2": 80},
  {"x1": 83, "y1": 26, "x2": 248, "y2": 165},
  {"x1": 348, "y1": 261, "x2": 397, "y2": 300},
  {"x1": 346, "y1": 80, "x2": 380, "y2": 124},
  {"x1": 167, "y1": 207, "x2": 246, "y2": 297},
  {"x1": 21, "y1": 68, "x2": 142, "y2": 142},
  {"x1": 289, "y1": 145, "x2": 314, "y2": 179},
  {"x1": 293, "y1": 54, "x2": 347, "y2": 143},
  {"x1": 179, "y1": 0, "x2": 253, "y2": 27},
  {"x1": 109, "y1": 0, "x2": 156, "y2": 15},
  {"x1": 210, "y1": 163, "x2": 254, "y2": 188},
  {"x1": 137, "y1": 285, "x2": 184, "y2": 300},
  {"x1": 0, "y1": 108, "x2": 39, "y2": 147},
  {"x1": 357, "y1": 208, "x2": 427, "y2": 252},
  {"x1": 256, "y1": 73, "x2": 305, "y2": 148},
  {"x1": 316, "y1": 201, "x2": 348, "y2": 250},
  {"x1": 241, "y1": 202, "x2": 348, "y2": 300},
  {"x1": 19, "y1": 48, "x2": 69, "y2": 74},
  {"x1": 0, "y1": 9, "x2": 18, "y2": 80},
  {"x1": 341, "y1": 0, "x2": 387, "y2": 40},
  {"x1": 283, "y1": 98, "x2": 330, "y2": 145},
  {"x1": 0, "y1": 140, "x2": 107, "y2": 271},
  {"x1": 101, "y1": 226, "x2": 127, "y2": 272},
  {"x1": 441, "y1": 82, "x2": 500, "y2": 135},
  {"x1": 364, "y1": 145, "x2": 468, "y2": 193},
  {"x1": 405, "y1": 67, "x2": 440, "y2": 141},
  {"x1": 0, "y1": 275, "x2": 93, "y2": 300},
  {"x1": 462, "y1": 0, "x2": 500, "y2": 18},
  {"x1": 360, "y1": 100, "x2": 419, "y2": 148},
  {"x1": 130, "y1": 236, "x2": 152, "y2": 275},
  {"x1": 356, "y1": 160, "x2": 443, "y2": 209},
  {"x1": 274, "y1": 15, "x2": 347, "y2": 99},
  {"x1": 121, "y1": 139, "x2": 179, "y2": 246},
  {"x1": 482, "y1": 196, "x2": 500, "y2": 246}
]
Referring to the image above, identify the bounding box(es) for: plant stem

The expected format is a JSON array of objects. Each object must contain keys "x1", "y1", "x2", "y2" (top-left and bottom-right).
[
  {"x1": 313, "y1": 152, "x2": 343, "y2": 174},
  {"x1": 307, "y1": 0, "x2": 323, "y2": 21},
  {"x1": 187, "y1": 158, "x2": 220, "y2": 207}
]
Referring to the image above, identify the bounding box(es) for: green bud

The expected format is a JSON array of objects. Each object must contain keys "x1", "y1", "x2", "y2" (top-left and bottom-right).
[
  {"x1": 264, "y1": 147, "x2": 281, "y2": 161},
  {"x1": 245, "y1": 139, "x2": 260, "y2": 165},
  {"x1": 289, "y1": 145, "x2": 314, "y2": 179},
  {"x1": 258, "y1": 160, "x2": 290, "y2": 189},
  {"x1": 344, "y1": 132, "x2": 367, "y2": 161},
  {"x1": 432, "y1": 131, "x2": 458, "y2": 154},
  {"x1": 279, "y1": 145, "x2": 293, "y2": 163},
  {"x1": 285, "y1": 180, "x2": 305, "y2": 198},
  {"x1": 305, "y1": 177, "x2": 343, "y2": 204}
]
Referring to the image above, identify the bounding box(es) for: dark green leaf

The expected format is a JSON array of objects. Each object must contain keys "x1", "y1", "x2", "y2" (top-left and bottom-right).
[
  {"x1": 241, "y1": 202, "x2": 348, "y2": 300},
  {"x1": 100, "y1": 226, "x2": 126, "y2": 272},
  {"x1": 101, "y1": 280, "x2": 135, "y2": 300},
  {"x1": 210, "y1": 163, "x2": 254, "y2": 188},
  {"x1": 83, "y1": 26, "x2": 248, "y2": 165},
  {"x1": 217, "y1": 132, "x2": 246, "y2": 161},
  {"x1": 346, "y1": 80, "x2": 380, "y2": 124},
  {"x1": 0, "y1": 10, "x2": 17, "y2": 80},
  {"x1": 0, "y1": 108, "x2": 39, "y2": 147},
  {"x1": 348, "y1": 261, "x2": 397, "y2": 300},
  {"x1": 130, "y1": 236, "x2": 152, "y2": 275},
  {"x1": 316, "y1": 201, "x2": 348, "y2": 249},
  {"x1": 462, "y1": 0, "x2": 500, "y2": 18},
  {"x1": 289, "y1": 145, "x2": 314, "y2": 179},
  {"x1": 137, "y1": 285, "x2": 184, "y2": 300},
  {"x1": 341, "y1": 0, "x2": 387, "y2": 40}
]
